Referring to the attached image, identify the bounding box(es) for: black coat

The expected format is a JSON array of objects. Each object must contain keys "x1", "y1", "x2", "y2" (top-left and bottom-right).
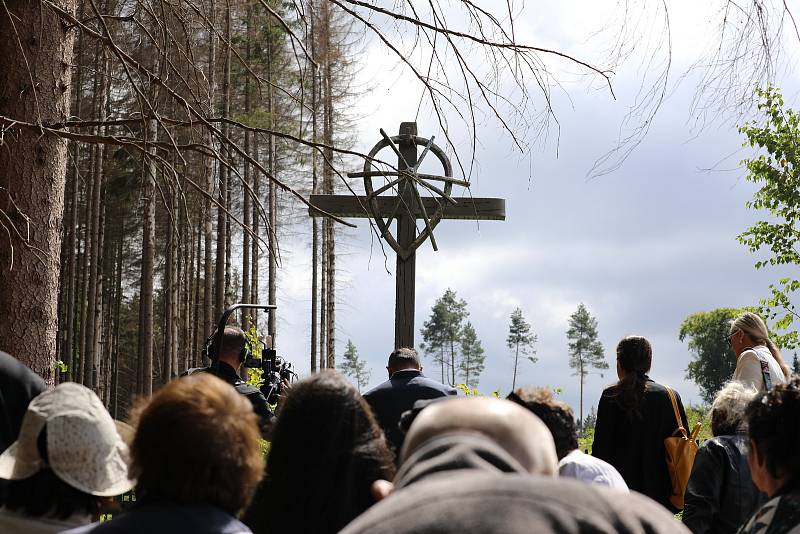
[
  {"x1": 0, "y1": 351, "x2": 46, "y2": 505},
  {"x1": 363, "y1": 369, "x2": 457, "y2": 453},
  {"x1": 186, "y1": 361, "x2": 274, "y2": 431},
  {"x1": 0, "y1": 351, "x2": 45, "y2": 453},
  {"x1": 681, "y1": 434, "x2": 766, "y2": 534},
  {"x1": 592, "y1": 378, "x2": 689, "y2": 512}
]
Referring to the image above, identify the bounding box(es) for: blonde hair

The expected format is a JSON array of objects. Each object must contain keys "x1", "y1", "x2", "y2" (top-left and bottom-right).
[{"x1": 730, "y1": 312, "x2": 791, "y2": 379}]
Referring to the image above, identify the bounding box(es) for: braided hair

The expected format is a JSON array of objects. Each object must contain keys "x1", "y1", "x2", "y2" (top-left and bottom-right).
[{"x1": 610, "y1": 336, "x2": 652, "y2": 419}]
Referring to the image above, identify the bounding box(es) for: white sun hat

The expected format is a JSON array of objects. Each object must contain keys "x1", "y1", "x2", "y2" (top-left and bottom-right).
[{"x1": 0, "y1": 382, "x2": 134, "y2": 496}]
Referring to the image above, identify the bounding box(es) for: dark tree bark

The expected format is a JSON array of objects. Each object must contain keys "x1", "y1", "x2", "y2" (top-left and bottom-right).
[
  {"x1": 137, "y1": 120, "x2": 157, "y2": 396},
  {"x1": 0, "y1": 0, "x2": 76, "y2": 381},
  {"x1": 215, "y1": 1, "x2": 232, "y2": 320}
]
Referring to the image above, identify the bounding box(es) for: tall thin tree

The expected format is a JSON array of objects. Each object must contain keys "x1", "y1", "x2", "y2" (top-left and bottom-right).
[
  {"x1": 566, "y1": 303, "x2": 607, "y2": 430},
  {"x1": 506, "y1": 307, "x2": 537, "y2": 390}
]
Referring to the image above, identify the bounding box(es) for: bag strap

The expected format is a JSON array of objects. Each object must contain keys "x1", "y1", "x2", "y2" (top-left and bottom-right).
[
  {"x1": 745, "y1": 347, "x2": 773, "y2": 390},
  {"x1": 756, "y1": 352, "x2": 773, "y2": 390},
  {"x1": 665, "y1": 386, "x2": 688, "y2": 438}
]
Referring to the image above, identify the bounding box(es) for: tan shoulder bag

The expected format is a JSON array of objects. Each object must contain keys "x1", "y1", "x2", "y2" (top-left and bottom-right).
[{"x1": 663, "y1": 386, "x2": 702, "y2": 510}]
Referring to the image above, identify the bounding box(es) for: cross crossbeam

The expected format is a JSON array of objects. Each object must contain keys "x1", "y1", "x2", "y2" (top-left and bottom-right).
[{"x1": 308, "y1": 195, "x2": 505, "y2": 221}]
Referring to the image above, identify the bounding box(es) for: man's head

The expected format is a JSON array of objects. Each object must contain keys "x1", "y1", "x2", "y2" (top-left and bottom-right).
[
  {"x1": 401, "y1": 397, "x2": 558, "y2": 476},
  {"x1": 507, "y1": 388, "x2": 578, "y2": 460},
  {"x1": 212, "y1": 326, "x2": 248, "y2": 368},
  {"x1": 131, "y1": 373, "x2": 264, "y2": 515},
  {"x1": 387, "y1": 347, "x2": 421, "y2": 376}
]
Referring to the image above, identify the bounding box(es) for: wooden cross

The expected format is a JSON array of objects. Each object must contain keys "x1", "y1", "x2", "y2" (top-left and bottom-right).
[{"x1": 309, "y1": 122, "x2": 505, "y2": 349}]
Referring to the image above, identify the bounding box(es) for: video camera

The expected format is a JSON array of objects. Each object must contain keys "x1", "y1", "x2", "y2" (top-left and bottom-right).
[
  {"x1": 204, "y1": 303, "x2": 296, "y2": 404},
  {"x1": 257, "y1": 345, "x2": 295, "y2": 404}
]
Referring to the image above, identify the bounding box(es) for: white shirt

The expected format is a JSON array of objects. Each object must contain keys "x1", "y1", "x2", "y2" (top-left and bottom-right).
[
  {"x1": 557, "y1": 449, "x2": 629, "y2": 492},
  {"x1": 733, "y1": 345, "x2": 787, "y2": 392}
]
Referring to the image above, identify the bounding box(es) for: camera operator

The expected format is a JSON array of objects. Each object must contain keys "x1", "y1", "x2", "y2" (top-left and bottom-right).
[{"x1": 187, "y1": 326, "x2": 274, "y2": 434}]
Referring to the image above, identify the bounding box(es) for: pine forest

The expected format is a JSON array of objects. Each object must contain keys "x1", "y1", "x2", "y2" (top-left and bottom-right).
[{"x1": 32, "y1": 1, "x2": 360, "y2": 416}]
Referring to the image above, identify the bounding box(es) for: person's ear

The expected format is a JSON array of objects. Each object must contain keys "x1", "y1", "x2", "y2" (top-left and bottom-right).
[{"x1": 371, "y1": 479, "x2": 394, "y2": 502}]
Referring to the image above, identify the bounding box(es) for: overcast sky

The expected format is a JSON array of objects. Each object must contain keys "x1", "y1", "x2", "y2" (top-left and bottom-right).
[{"x1": 268, "y1": 1, "x2": 800, "y2": 415}]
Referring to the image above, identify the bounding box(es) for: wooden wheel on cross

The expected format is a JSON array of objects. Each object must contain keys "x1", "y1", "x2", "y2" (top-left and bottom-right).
[{"x1": 352, "y1": 128, "x2": 469, "y2": 259}]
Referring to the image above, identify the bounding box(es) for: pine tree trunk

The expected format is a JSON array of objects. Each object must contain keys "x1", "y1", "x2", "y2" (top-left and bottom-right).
[
  {"x1": 194, "y1": 214, "x2": 204, "y2": 368},
  {"x1": 241, "y1": 0, "x2": 252, "y2": 325},
  {"x1": 63, "y1": 0, "x2": 84, "y2": 384},
  {"x1": 309, "y1": 0, "x2": 319, "y2": 373},
  {"x1": 91, "y1": 196, "x2": 105, "y2": 391},
  {"x1": 203, "y1": 0, "x2": 217, "y2": 349},
  {"x1": 215, "y1": 2, "x2": 232, "y2": 319},
  {"x1": 450, "y1": 339, "x2": 456, "y2": 386},
  {"x1": 0, "y1": 0, "x2": 76, "y2": 379},
  {"x1": 182, "y1": 207, "x2": 192, "y2": 374},
  {"x1": 513, "y1": 343, "x2": 519, "y2": 390},
  {"x1": 138, "y1": 120, "x2": 157, "y2": 396},
  {"x1": 440, "y1": 347, "x2": 445, "y2": 384},
  {"x1": 320, "y1": 239, "x2": 327, "y2": 369},
  {"x1": 579, "y1": 356, "x2": 584, "y2": 432},
  {"x1": 321, "y1": 1, "x2": 335, "y2": 369},
  {"x1": 164, "y1": 186, "x2": 177, "y2": 383},
  {"x1": 77, "y1": 181, "x2": 89, "y2": 384},
  {"x1": 87, "y1": 51, "x2": 110, "y2": 390},
  {"x1": 81, "y1": 147, "x2": 96, "y2": 385},
  {"x1": 111, "y1": 213, "x2": 123, "y2": 417},
  {"x1": 267, "y1": 16, "x2": 278, "y2": 339},
  {"x1": 65, "y1": 142, "x2": 79, "y2": 381},
  {"x1": 250, "y1": 135, "x2": 259, "y2": 329}
]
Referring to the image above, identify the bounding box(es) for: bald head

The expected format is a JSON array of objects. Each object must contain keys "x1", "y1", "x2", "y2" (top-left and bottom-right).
[{"x1": 401, "y1": 397, "x2": 558, "y2": 476}]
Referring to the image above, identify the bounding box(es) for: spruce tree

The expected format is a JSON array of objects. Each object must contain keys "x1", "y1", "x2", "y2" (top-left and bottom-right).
[
  {"x1": 566, "y1": 304, "x2": 607, "y2": 430},
  {"x1": 506, "y1": 308, "x2": 537, "y2": 390},
  {"x1": 420, "y1": 289, "x2": 468, "y2": 385},
  {"x1": 339, "y1": 339, "x2": 371, "y2": 392},
  {"x1": 459, "y1": 322, "x2": 486, "y2": 389}
]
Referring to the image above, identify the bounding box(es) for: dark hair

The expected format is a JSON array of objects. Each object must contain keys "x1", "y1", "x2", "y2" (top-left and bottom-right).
[
  {"x1": 507, "y1": 388, "x2": 578, "y2": 460},
  {"x1": 131, "y1": 373, "x2": 264, "y2": 515},
  {"x1": 609, "y1": 336, "x2": 652, "y2": 419},
  {"x1": 3, "y1": 428, "x2": 104, "y2": 519},
  {"x1": 244, "y1": 370, "x2": 395, "y2": 534},
  {"x1": 745, "y1": 376, "x2": 800, "y2": 488},
  {"x1": 388, "y1": 347, "x2": 420, "y2": 370},
  {"x1": 215, "y1": 326, "x2": 246, "y2": 359}
]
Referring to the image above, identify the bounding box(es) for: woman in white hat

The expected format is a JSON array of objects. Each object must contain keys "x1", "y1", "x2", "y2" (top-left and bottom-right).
[{"x1": 0, "y1": 382, "x2": 134, "y2": 533}]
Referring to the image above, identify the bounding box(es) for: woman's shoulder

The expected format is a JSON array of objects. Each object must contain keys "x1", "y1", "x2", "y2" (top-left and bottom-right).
[
  {"x1": 599, "y1": 383, "x2": 619, "y2": 398},
  {"x1": 642, "y1": 380, "x2": 673, "y2": 397},
  {"x1": 739, "y1": 492, "x2": 800, "y2": 534}
]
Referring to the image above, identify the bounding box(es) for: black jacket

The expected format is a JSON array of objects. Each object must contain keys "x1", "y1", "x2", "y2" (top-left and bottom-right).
[
  {"x1": 0, "y1": 351, "x2": 46, "y2": 505},
  {"x1": 187, "y1": 362, "x2": 273, "y2": 430},
  {"x1": 340, "y1": 433, "x2": 688, "y2": 534},
  {"x1": 362, "y1": 369, "x2": 457, "y2": 453},
  {"x1": 682, "y1": 434, "x2": 766, "y2": 534},
  {"x1": 0, "y1": 351, "x2": 45, "y2": 453},
  {"x1": 592, "y1": 378, "x2": 689, "y2": 512}
]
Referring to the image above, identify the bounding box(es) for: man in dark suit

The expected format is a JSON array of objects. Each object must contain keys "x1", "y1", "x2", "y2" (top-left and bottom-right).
[{"x1": 363, "y1": 347, "x2": 457, "y2": 453}]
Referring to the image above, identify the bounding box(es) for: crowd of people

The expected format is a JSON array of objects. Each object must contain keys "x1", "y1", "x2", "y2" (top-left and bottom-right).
[{"x1": 0, "y1": 311, "x2": 797, "y2": 533}]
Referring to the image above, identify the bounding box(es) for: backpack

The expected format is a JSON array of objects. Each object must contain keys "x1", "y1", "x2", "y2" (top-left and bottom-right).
[{"x1": 663, "y1": 386, "x2": 702, "y2": 510}]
